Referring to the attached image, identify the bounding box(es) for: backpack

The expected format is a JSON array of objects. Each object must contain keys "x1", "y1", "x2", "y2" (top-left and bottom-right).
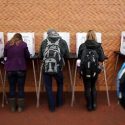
[
  {"x1": 80, "y1": 45, "x2": 99, "y2": 78},
  {"x1": 43, "y1": 38, "x2": 63, "y2": 74}
]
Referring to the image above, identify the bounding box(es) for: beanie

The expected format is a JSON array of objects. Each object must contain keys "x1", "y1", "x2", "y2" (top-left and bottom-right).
[{"x1": 47, "y1": 29, "x2": 60, "y2": 38}]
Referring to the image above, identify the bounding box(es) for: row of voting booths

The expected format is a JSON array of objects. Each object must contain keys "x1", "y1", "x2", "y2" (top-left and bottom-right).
[{"x1": 3, "y1": 31, "x2": 125, "y2": 107}]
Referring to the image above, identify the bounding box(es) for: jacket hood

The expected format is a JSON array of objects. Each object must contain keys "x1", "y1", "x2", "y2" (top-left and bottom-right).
[{"x1": 85, "y1": 40, "x2": 101, "y2": 49}]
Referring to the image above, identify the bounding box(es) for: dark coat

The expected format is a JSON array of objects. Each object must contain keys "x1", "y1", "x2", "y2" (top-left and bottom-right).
[
  {"x1": 39, "y1": 37, "x2": 69, "y2": 60},
  {"x1": 78, "y1": 40, "x2": 105, "y2": 62}
]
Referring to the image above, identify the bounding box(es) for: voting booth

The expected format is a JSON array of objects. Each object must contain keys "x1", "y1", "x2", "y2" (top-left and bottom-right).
[
  {"x1": 7, "y1": 32, "x2": 35, "y2": 57},
  {"x1": 0, "y1": 32, "x2": 7, "y2": 107},
  {"x1": 76, "y1": 32, "x2": 101, "y2": 55},
  {"x1": 114, "y1": 32, "x2": 125, "y2": 71},
  {"x1": 71, "y1": 32, "x2": 110, "y2": 106},
  {"x1": 120, "y1": 32, "x2": 125, "y2": 55},
  {"x1": 43, "y1": 32, "x2": 70, "y2": 51},
  {"x1": 0, "y1": 32, "x2": 4, "y2": 58},
  {"x1": 37, "y1": 32, "x2": 72, "y2": 107}
]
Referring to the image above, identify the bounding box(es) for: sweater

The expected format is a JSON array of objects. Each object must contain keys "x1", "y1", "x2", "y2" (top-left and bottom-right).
[{"x1": 4, "y1": 41, "x2": 30, "y2": 71}]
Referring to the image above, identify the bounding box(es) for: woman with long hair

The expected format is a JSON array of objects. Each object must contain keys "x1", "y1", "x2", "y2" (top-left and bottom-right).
[
  {"x1": 4, "y1": 33, "x2": 30, "y2": 112},
  {"x1": 78, "y1": 30, "x2": 105, "y2": 111}
]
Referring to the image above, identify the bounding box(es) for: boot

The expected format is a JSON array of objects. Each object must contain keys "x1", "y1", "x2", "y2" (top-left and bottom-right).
[
  {"x1": 85, "y1": 91, "x2": 93, "y2": 111},
  {"x1": 91, "y1": 90, "x2": 97, "y2": 110},
  {"x1": 9, "y1": 98, "x2": 16, "y2": 112},
  {"x1": 17, "y1": 98, "x2": 25, "y2": 112}
]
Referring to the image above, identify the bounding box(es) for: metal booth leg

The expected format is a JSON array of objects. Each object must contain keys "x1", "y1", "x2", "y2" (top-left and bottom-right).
[
  {"x1": 67, "y1": 60, "x2": 73, "y2": 92},
  {"x1": 36, "y1": 65, "x2": 43, "y2": 108},
  {"x1": 71, "y1": 61, "x2": 77, "y2": 107},
  {"x1": 1, "y1": 70, "x2": 8, "y2": 107},
  {"x1": 103, "y1": 61, "x2": 110, "y2": 106},
  {"x1": 0, "y1": 69, "x2": 4, "y2": 107},
  {"x1": 32, "y1": 60, "x2": 38, "y2": 107}
]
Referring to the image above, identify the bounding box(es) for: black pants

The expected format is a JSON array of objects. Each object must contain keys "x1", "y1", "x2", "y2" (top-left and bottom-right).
[
  {"x1": 43, "y1": 71, "x2": 63, "y2": 111},
  {"x1": 82, "y1": 73, "x2": 98, "y2": 108},
  {"x1": 7, "y1": 71, "x2": 26, "y2": 98},
  {"x1": 82, "y1": 74, "x2": 98, "y2": 95}
]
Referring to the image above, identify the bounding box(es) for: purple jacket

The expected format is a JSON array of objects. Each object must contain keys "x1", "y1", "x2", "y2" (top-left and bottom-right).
[{"x1": 4, "y1": 41, "x2": 30, "y2": 71}]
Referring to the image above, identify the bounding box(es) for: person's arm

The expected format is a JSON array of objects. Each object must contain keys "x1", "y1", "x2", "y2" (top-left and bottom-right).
[
  {"x1": 39, "y1": 40, "x2": 46, "y2": 60},
  {"x1": 78, "y1": 44, "x2": 85, "y2": 59},
  {"x1": 4, "y1": 44, "x2": 7, "y2": 58},
  {"x1": 97, "y1": 45, "x2": 105, "y2": 62},
  {"x1": 64, "y1": 42, "x2": 70, "y2": 59},
  {"x1": 24, "y1": 46, "x2": 30, "y2": 59},
  {"x1": 3, "y1": 43, "x2": 9, "y2": 63},
  {"x1": 61, "y1": 39, "x2": 70, "y2": 59}
]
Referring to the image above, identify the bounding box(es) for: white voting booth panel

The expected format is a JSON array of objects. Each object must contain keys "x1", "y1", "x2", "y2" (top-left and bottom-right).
[
  {"x1": 43, "y1": 32, "x2": 70, "y2": 52},
  {"x1": 7, "y1": 32, "x2": 35, "y2": 57},
  {"x1": 0, "y1": 32, "x2": 4, "y2": 58},
  {"x1": 120, "y1": 32, "x2": 125, "y2": 55},
  {"x1": 71, "y1": 32, "x2": 110, "y2": 107}
]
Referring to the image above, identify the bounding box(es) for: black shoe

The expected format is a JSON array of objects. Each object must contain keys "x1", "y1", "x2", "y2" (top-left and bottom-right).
[
  {"x1": 49, "y1": 104, "x2": 55, "y2": 112},
  {"x1": 86, "y1": 104, "x2": 93, "y2": 111},
  {"x1": 87, "y1": 106, "x2": 93, "y2": 111},
  {"x1": 9, "y1": 98, "x2": 17, "y2": 112},
  {"x1": 92, "y1": 103, "x2": 97, "y2": 110},
  {"x1": 17, "y1": 98, "x2": 25, "y2": 112},
  {"x1": 49, "y1": 107, "x2": 55, "y2": 112},
  {"x1": 56, "y1": 102, "x2": 63, "y2": 108}
]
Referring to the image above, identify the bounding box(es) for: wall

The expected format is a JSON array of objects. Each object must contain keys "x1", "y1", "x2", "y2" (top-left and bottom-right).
[{"x1": 0, "y1": 0, "x2": 125, "y2": 92}]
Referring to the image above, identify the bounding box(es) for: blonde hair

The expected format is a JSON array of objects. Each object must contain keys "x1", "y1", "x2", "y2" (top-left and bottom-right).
[
  {"x1": 86, "y1": 30, "x2": 97, "y2": 41},
  {"x1": 9, "y1": 33, "x2": 23, "y2": 46}
]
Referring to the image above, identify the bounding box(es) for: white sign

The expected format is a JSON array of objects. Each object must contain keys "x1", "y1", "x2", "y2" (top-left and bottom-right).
[
  {"x1": 43, "y1": 32, "x2": 70, "y2": 52},
  {"x1": 76, "y1": 32, "x2": 102, "y2": 55},
  {"x1": 120, "y1": 32, "x2": 125, "y2": 55},
  {"x1": 0, "y1": 32, "x2": 4, "y2": 58},
  {"x1": 7, "y1": 32, "x2": 35, "y2": 56}
]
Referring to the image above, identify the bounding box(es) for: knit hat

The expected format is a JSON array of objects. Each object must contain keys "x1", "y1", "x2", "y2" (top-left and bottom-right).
[{"x1": 47, "y1": 29, "x2": 60, "y2": 38}]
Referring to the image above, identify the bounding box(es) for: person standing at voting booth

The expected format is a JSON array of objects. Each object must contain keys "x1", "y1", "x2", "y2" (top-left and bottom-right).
[
  {"x1": 4, "y1": 33, "x2": 30, "y2": 112},
  {"x1": 39, "y1": 29, "x2": 69, "y2": 112},
  {"x1": 78, "y1": 30, "x2": 105, "y2": 111}
]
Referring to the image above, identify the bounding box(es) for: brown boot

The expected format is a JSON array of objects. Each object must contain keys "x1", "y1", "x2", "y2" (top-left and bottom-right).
[
  {"x1": 9, "y1": 98, "x2": 16, "y2": 112},
  {"x1": 17, "y1": 98, "x2": 25, "y2": 112}
]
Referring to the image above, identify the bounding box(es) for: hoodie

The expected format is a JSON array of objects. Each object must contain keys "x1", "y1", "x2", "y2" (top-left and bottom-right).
[{"x1": 78, "y1": 40, "x2": 105, "y2": 62}]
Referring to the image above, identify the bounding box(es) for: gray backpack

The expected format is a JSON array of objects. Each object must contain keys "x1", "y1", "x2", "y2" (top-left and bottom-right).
[{"x1": 43, "y1": 38, "x2": 63, "y2": 74}]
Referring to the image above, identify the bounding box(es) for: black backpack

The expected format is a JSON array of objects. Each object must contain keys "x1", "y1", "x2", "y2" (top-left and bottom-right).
[
  {"x1": 80, "y1": 45, "x2": 99, "y2": 78},
  {"x1": 43, "y1": 38, "x2": 63, "y2": 74}
]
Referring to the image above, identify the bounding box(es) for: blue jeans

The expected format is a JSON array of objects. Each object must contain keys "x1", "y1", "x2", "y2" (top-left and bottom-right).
[
  {"x1": 7, "y1": 71, "x2": 26, "y2": 98},
  {"x1": 43, "y1": 71, "x2": 63, "y2": 111}
]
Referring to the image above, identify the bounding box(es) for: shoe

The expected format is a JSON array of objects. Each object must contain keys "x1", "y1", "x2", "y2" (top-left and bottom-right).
[
  {"x1": 17, "y1": 98, "x2": 25, "y2": 112},
  {"x1": 86, "y1": 104, "x2": 93, "y2": 111},
  {"x1": 85, "y1": 92, "x2": 93, "y2": 111},
  {"x1": 49, "y1": 107, "x2": 55, "y2": 112},
  {"x1": 92, "y1": 103, "x2": 97, "y2": 110},
  {"x1": 9, "y1": 98, "x2": 16, "y2": 112},
  {"x1": 91, "y1": 90, "x2": 97, "y2": 111}
]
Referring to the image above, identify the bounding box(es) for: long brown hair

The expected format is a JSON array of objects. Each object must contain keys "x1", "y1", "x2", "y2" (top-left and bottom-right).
[
  {"x1": 9, "y1": 33, "x2": 23, "y2": 46},
  {"x1": 86, "y1": 30, "x2": 97, "y2": 41}
]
